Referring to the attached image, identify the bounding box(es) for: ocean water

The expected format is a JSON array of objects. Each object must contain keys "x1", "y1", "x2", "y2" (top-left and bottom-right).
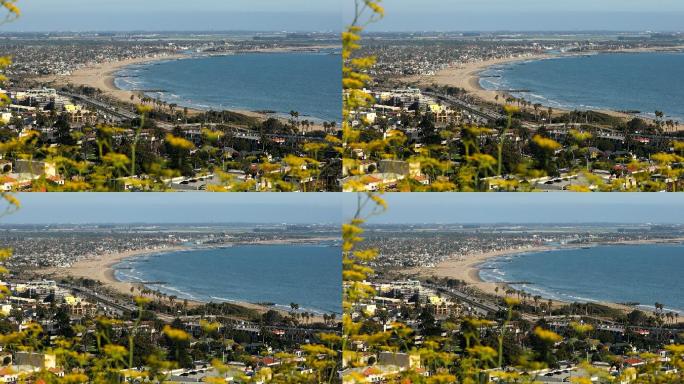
[
  {"x1": 115, "y1": 52, "x2": 341, "y2": 122},
  {"x1": 479, "y1": 243, "x2": 684, "y2": 313},
  {"x1": 479, "y1": 51, "x2": 684, "y2": 122},
  {"x1": 114, "y1": 243, "x2": 341, "y2": 314}
]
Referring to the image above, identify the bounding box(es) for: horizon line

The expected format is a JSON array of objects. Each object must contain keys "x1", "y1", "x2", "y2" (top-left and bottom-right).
[
  {"x1": 364, "y1": 30, "x2": 684, "y2": 34},
  {"x1": 0, "y1": 222, "x2": 340, "y2": 225},
  {"x1": 0, "y1": 30, "x2": 342, "y2": 34},
  {"x1": 364, "y1": 222, "x2": 684, "y2": 225}
]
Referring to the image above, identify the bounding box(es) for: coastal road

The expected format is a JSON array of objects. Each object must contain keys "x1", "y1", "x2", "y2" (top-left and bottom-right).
[
  {"x1": 59, "y1": 91, "x2": 138, "y2": 121},
  {"x1": 62, "y1": 91, "x2": 326, "y2": 144},
  {"x1": 423, "y1": 90, "x2": 506, "y2": 123},
  {"x1": 177, "y1": 123, "x2": 326, "y2": 143},
  {"x1": 425, "y1": 283, "x2": 502, "y2": 314},
  {"x1": 425, "y1": 282, "x2": 540, "y2": 322},
  {"x1": 59, "y1": 283, "x2": 138, "y2": 315},
  {"x1": 63, "y1": 283, "x2": 338, "y2": 336}
]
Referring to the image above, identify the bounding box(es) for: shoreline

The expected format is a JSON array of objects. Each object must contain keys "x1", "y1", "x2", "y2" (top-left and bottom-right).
[
  {"x1": 39, "y1": 238, "x2": 340, "y2": 318},
  {"x1": 403, "y1": 47, "x2": 684, "y2": 127},
  {"x1": 42, "y1": 48, "x2": 339, "y2": 128},
  {"x1": 40, "y1": 245, "x2": 190, "y2": 300},
  {"x1": 404, "y1": 237, "x2": 684, "y2": 313}
]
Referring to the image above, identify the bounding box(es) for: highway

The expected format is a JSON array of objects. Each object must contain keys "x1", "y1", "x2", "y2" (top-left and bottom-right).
[
  {"x1": 58, "y1": 91, "x2": 138, "y2": 121},
  {"x1": 60, "y1": 283, "x2": 337, "y2": 336},
  {"x1": 424, "y1": 282, "x2": 540, "y2": 322},
  {"x1": 423, "y1": 90, "x2": 505, "y2": 122},
  {"x1": 60, "y1": 91, "x2": 326, "y2": 144}
]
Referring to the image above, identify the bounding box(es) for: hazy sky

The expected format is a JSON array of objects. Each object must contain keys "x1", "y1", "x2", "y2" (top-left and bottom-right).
[
  {"x1": 343, "y1": 193, "x2": 684, "y2": 224},
  {"x1": 5, "y1": 0, "x2": 341, "y2": 32},
  {"x1": 6, "y1": 193, "x2": 684, "y2": 224},
  {"x1": 3, "y1": 193, "x2": 341, "y2": 224},
  {"x1": 346, "y1": 0, "x2": 684, "y2": 32}
]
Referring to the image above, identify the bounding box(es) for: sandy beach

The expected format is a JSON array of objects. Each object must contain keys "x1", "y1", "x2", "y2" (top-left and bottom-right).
[
  {"x1": 47, "y1": 54, "x2": 268, "y2": 119},
  {"x1": 47, "y1": 54, "x2": 187, "y2": 106},
  {"x1": 403, "y1": 237, "x2": 684, "y2": 312},
  {"x1": 403, "y1": 245, "x2": 555, "y2": 297},
  {"x1": 43, "y1": 50, "x2": 334, "y2": 130},
  {"x1": 39, "y1": 239, "x2": 336, "y2": 320},
  {"x1": 404, "y1": 47, "x2": 684, "y2": 128},
  {"x1": 40, "y1": 245, "x2": 190, "y2": 298},
  {"x1": 404, "y1": 53, "x2": 555, "y2": 106}
]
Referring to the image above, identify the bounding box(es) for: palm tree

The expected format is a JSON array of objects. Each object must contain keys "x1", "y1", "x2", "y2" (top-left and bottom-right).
[
  {"x1": 289, "y1": 110, "x2": 300, "y2": 129},
  {"x1": 533, "y1": 103, "x2": 542, "y2": 121},
  {"x1": 655, "y1": 302, "x2": 663, "y2": 315},
  {"x1": 654, "y1": 110, "x2": 664, "y2": 130}
]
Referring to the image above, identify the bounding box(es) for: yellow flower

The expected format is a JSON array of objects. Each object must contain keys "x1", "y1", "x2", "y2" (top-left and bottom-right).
[
  {"x1": 201, "y1": 128, "x2": 223, "y2": 142},
  {"x1": 134, "y1": 296, "x2": 151, "y2": 306},
  {"x1": 569, "y1": 129, "x2": 592, "y2": 142},
  {"x1": 467, "y1": 345, "x2": 498, "y2": 361},
  {"x1": 60, "y1": 373, "x2": 89, "y2": 384},
  {"x1": 503, "y1": 105, "x2": 519, "y2": 114},
  {"x1": 163, "y1": 325, "x2": 190, "y2": 341},
  {"x1": 651, "y1": 152, "x2": 679, "y2": 164},
  {"x1": 1, "y1": 1, "x2": 20, "y2": 17},
  {"x1": 136, "y1": 104, "x2": 153, "y2": 114},
  {"x1": 570, "y1": 321, "x2": 593, "y2": 335},
  {"x1": 504, "y1": 297, "x2": 520, "y2": 307},
  {"x1": 103, "y1": 344, "x2": 128, "y2": 360},
  {"x1": 534, "y1": 327, "x2": 562, "y2": 343},
  {"x1": 165, "y1": 134, "x2": 195, "y2": 150},
  {"x1": 199, "y1": 319, "x2": 220, "y2": 333},
  {"x1": 665, "y1": 344, "x2": 684, "y2": 355},
  {"x1": 532, "y1": 135, "x2": 561, "y2": 151}
]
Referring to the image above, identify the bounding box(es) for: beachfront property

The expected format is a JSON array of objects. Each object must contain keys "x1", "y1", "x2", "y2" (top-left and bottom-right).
[
  {"x1": 347, "y1": 274, "x2": 682, "y2": 383},
  {"x1": 0, "y1": 81, "x2": 340, "y2": 191},
  {"x1": 0, "y1": 277, "x2": 334, "y2": 383},
  {"x1": 349, "y1": 84, "x2": 683, "y2": 192}
]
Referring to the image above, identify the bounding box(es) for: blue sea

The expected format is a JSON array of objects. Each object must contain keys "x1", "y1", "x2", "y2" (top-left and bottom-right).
[
  {"x1": 114, "y1": 243, "x2": 341, "y2": 314},
  {"x1": 479, "y1": 51, "x2": 684, "y2": 122},
  {"x1": 479, "y1": 243, "x2": 684, "y2": 313},
  {"x1": 114, "y1": 52, "x2": 341, "y2": 122}
]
